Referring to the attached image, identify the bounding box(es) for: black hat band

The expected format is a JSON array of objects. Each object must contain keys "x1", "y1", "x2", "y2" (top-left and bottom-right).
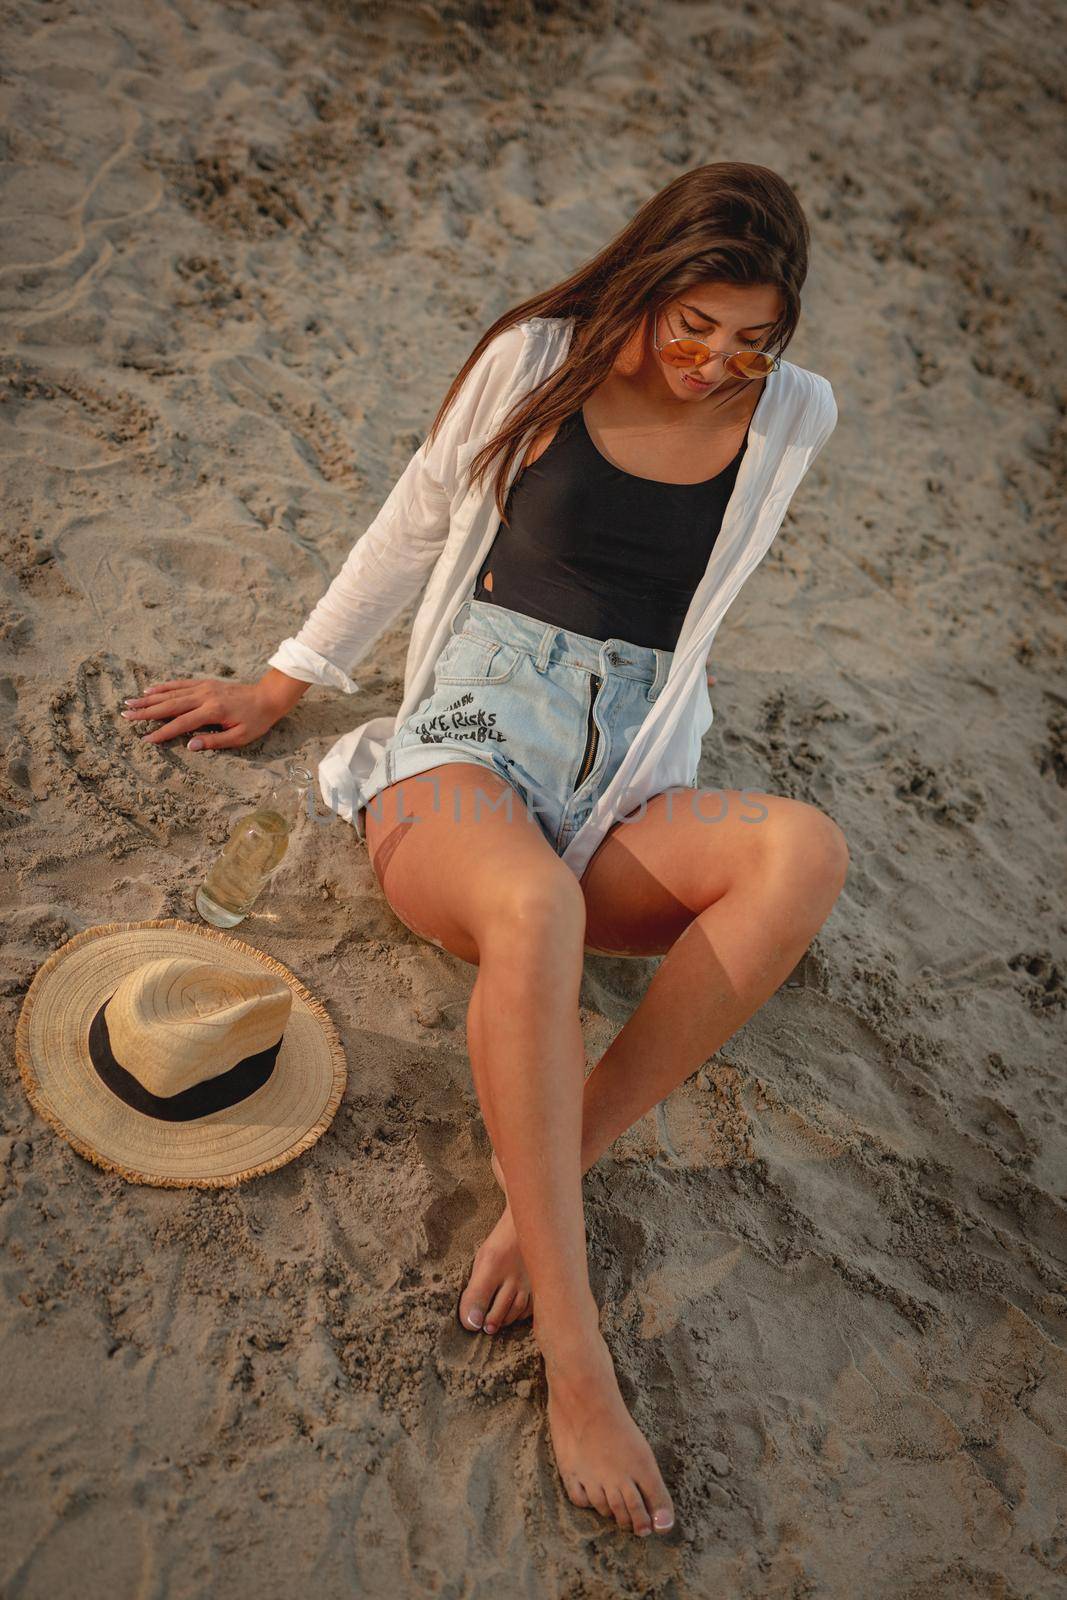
[{"x1": 88, "y1": 994, "x2": 282, "y2": 1122}]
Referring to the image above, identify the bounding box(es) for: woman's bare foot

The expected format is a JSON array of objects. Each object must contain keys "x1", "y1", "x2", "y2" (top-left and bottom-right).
[
  {"x1": 457, "y1": 1201, "x2": 533, "y2": 1335},
  {"x1": 482, "y1": 1153, "x2": 674, "y2": 1536},
  {"x1": 542, "y1": 1319, "x2": 676, "y2": 1538}
]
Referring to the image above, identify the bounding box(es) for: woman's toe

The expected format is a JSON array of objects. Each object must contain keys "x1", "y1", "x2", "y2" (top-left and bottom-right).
[
  {"x1": 622, "y1": 1479, "x2": 653, "y2": 1536},
  {"x1": 565, "y1": 1475, "x2": 592, "y2": 1509},
  {"x1": 458, "y1": 1286, "x2": 487, "y2": 1331},
  {"x1": 587, "y1": 1482, "x2": 613, "y2": 1519},
  {"x1": 649, "y1": 1495, "x2": 675, "y2": 1533},
  {"x1": 606, "y1": 1485, "x2": 633, "y2": 1532},
  {"x1": 503, "y1": 1288, "x2": 531, "y2": 1327},
  {"x1": 483, "y1": 1282, "x2": 517, "y2": 1335},
  {"x1": 458, "y1": 1261, "x2": 495, "y2": 1331}
]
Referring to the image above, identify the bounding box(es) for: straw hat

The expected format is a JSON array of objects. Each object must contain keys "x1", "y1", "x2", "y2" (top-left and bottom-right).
[{"x1": 15, "y1": 919, "x2": 347, "y2": 1188}]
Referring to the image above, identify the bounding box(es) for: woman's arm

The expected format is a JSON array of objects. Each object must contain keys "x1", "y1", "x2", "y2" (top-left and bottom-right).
[
  {"x1": 121, "y1": 327, "x2": 531, "y2": 752},
  {"x1": 266, "y1": 324, "x2": 529, "y2": 694}
]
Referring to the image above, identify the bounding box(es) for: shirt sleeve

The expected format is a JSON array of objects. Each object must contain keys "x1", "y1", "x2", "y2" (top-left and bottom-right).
[{"x1": 265, "y1": 323, "x2": 528, "y2": 694}]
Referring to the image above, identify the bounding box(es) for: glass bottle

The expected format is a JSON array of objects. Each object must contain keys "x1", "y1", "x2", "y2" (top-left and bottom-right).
[{"x1": 195, "y1": 760, "x2": 315, "y2": 928}]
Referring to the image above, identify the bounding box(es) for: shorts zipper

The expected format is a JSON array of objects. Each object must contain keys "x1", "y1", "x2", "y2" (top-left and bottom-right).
[{"x1": 573, "y1": 673, "x2": 602, "y2": 791}]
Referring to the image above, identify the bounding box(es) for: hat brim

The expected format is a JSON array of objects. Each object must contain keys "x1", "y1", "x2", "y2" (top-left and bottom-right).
[{"x1": 15, "y1": 919, "x2": 347, "y2": 1188}]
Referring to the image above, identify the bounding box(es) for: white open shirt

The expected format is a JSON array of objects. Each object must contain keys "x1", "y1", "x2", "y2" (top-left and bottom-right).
[{"x1": 267, "y1": 315, "x2": 838, "y2": 882}]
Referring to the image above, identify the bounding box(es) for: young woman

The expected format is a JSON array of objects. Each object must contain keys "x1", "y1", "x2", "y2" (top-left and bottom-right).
[{"x1": 122, "y1": 163, "x2": 846, "y2": 1540}]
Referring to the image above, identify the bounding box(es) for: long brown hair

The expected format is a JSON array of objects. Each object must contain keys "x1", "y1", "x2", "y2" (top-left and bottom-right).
[{"x1": 426, "y1": 161, "x2": 811, "y2": 524}]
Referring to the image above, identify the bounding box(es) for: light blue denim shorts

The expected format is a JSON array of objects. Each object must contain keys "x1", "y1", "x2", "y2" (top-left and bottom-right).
[{"x1": 358, "y1": 597, "x2": 674, "y2": 856}]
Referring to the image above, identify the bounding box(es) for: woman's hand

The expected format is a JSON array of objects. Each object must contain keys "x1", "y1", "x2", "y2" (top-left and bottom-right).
[
  {"x1": 120, "y1": 671, "x2": 308, "y2": 751},
  {"x1": 706, "y1": 667, "x2": 716, "y2": 688}
]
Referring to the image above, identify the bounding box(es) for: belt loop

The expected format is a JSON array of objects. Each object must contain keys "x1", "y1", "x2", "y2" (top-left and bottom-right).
[
  {"x1": 535, "y1": 622, "x2": 556, "y2": 673},
  {"x1": 650, "y1": 647, "x2": 670, "y2": 700}
]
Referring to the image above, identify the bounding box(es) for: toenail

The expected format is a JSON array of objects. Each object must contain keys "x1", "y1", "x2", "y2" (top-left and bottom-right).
[
  {"x1": 465, "y1": 1307, "x2": 483, "y2": 1329},
  {"x1": 653, "y1": 1511, "x2": 674, "y2": 1530},
  {"x1": 484, "y1": 1321, "x2": 496, "y2": 1334}
]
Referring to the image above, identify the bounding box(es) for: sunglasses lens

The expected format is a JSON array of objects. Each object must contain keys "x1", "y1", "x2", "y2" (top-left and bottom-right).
[
  {"x1": 661, "y1": 338, "x2": 710, "y2": 368},
  {"x1": 724, "y1": 351, "x2": 777, "y2": 378}
]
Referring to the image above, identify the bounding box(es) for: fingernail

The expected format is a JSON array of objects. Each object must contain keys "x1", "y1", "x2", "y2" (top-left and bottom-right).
[
  {"x1": 188, "y1": 738, "x2": 204, "y2": 751},
  {"x1": 653, "y1": 1511, "x2": 674, "y2": 1530},
  {"x1": 123, "y1": 697, "x2": 137, "y2": 705},
  {"x1": 120, "y1": 710, "x2": 132, "y2": 718}
]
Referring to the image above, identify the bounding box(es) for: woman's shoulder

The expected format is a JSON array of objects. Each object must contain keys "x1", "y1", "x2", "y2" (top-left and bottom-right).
[
  {"x1": 448, "y1": 317, "x2": 574, "y2": 443},
  {"x1": 778, "y1": 356, "x2": 834, "y2": 399},
  {"x1": 774, "y1": 358, "x2": 838, "y2": 445},
  {"x1": 480, "y1": 315, "x2": 573, "y2": 366},
  {"x1": 516, "y1": 314, "x2": 575, "y2": 338},
  {"x1": 459, "y1": 318, "x2": 546, "y2": 394}
]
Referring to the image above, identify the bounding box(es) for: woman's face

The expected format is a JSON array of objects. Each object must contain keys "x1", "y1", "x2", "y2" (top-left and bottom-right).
[{"x1": 653, "y1": 281, "x2": 784, "y2": 402}]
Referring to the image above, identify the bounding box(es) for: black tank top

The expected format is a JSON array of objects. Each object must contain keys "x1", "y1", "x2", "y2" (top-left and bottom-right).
[{"x1": 473, "y1": 405, "x2": 750, "y2": 651}]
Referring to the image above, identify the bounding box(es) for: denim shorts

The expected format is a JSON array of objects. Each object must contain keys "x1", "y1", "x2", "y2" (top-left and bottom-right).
[{"x1": 357, "y1": 597, "x2": 674, "y2": 856}]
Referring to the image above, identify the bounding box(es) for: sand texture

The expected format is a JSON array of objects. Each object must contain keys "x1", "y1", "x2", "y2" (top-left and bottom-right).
[{"x1": 1, "y1": 0, "x2": 1065, "y2": 1595}]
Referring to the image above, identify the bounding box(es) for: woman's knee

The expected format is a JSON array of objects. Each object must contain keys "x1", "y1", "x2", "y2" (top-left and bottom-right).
[
  {"x1": 783, "y1": 802, "x2": 850, "y2": 897},
  {"x1": 814, "y1": 808, "x2": 850, "y2": 885},
  {"x1": 489, "y1": 866, "x2": 587, "y2": 946},
  {"x1": 753, "y1": 798, "x2": 849, "y2": 895}
]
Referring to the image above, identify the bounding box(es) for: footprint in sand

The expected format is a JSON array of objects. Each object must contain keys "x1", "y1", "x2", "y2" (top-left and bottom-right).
[{"x1": 210, "y1": 352, "x2": 366, "y2": 489}]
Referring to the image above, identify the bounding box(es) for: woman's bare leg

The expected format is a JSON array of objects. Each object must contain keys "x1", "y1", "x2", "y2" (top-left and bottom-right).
[
  {"x1": 464, "y1": 789, "x2": 849, "y2": 1332},
  {"x1": 467, "y1": 890, "x2": 679, "y2": 1536},
  {"x1": 365, "y1": 763, "x2": 676, "y2": 1537}
]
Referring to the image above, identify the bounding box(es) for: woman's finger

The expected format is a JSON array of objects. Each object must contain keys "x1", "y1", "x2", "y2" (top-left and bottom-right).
[
  {"x1": 122, "y1": 695, "x2": 200, "y2": 722},
  {"x1": 140, "y1": 710, "x2": 226, "y2": 744},
  {"x1": 135, "y1": 680, "x2": 201, "y2": 697},
  {"x1": 188, "y1": 726, "x2": 247, "y2": 751},
  {"x1": 124, "y1": 688, "x2": 196, "y2": 707}
]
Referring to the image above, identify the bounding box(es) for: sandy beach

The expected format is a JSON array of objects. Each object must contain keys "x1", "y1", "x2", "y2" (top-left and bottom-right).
[{"x1": 1, "y1": 0, "x2": 1065, "y2": 1593}]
